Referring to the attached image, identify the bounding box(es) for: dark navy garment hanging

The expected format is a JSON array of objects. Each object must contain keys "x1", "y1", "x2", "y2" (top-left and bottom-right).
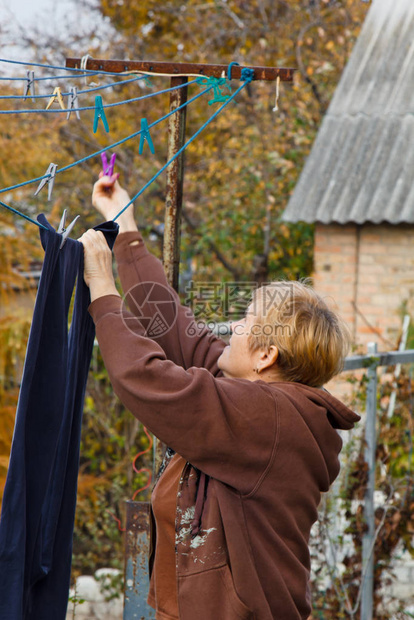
[{"x1": 0, "y1": 215, "x2": 118, "y2": 620}]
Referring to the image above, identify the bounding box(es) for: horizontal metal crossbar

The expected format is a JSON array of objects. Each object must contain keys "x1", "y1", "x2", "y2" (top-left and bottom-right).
[
  {"x1": 65, "y1": 58, "x2": 295, "y2": 82},
  {"x1": 343, "y1": 349, "x2": 414, "y2": 371}
]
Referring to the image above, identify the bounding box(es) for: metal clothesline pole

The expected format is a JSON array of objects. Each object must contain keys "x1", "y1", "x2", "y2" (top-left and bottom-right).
[
  {"x1": 360, "y1": 342, "x2": 378, "y2": 620},
  {"x1": 65, "y1": 57, "x2": 295, "y2": 82}
]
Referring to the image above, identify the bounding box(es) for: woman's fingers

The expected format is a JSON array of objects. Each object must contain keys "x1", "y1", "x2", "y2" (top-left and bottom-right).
[{"x1": 78, "y1": 230, "x2": 113, "y2": 286}]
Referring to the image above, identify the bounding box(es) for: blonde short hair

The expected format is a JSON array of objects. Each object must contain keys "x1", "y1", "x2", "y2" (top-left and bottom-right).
[{"x1": 248, "y1": 280, "x2": 350, "y2": 387}]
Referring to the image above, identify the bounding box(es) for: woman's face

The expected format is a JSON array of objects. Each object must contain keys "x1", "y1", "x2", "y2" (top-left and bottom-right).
[{"x1": 217, "y1": 309, "x2": 259, "y2": 380}]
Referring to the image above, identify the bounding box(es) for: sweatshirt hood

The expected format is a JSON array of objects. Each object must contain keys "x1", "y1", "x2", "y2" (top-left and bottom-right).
[
  {"x1": 266, "y1": 381, "x2": 361, "y2": 489},
  {"x1": 272, "y1": 381, "x2": 361, "y2": 430}
]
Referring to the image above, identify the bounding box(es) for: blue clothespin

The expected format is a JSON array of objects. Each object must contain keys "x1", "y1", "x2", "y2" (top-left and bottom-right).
[
  {"x1": 57, "y1": 209, "x2": 80, "y2": 249},
  {"x1": 93, "y1": 95, "x2": 109, "y2": 133},
  {"x1": 67, "y1": 86, "x2": 80, "y2": 120},
  {"x1": 34, "y1": 163, "x2": 57, "y2": 201},
  {"x1": 101, "y1": 152, "x2": 117, "y2": 176},
  {"x1": 139, "y1": 118, "x2": 155, "y2": 155},
  {"x1": 23, "y1": 70, "x2": 35, "y2": 102}
]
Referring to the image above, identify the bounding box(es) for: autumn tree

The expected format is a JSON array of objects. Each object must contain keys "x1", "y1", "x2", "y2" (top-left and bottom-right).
[{"x1": 0, "y1": 0, "x2": 372, "y2": 587}]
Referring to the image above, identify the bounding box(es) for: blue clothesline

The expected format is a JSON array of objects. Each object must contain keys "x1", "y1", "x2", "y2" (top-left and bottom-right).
[
  {"x1": 0, "y1": 57, "x2": 134, "y2": 77},
  {"x1": 113, "y1": 72, "x2": 254, "y2": 221},
  {"x1": 0, "y1": 82, "x2": 213, "y2": 198},
  {"x1": 0, "y1": 78, "x2": 199, "y2": 115},
  {"x1": 0, "y1": 72, "x2": 104, "y2": 82},
  {"x1": 0, "y1": 60, "x2": 254, "y2": 233},
  {"x1": 0, "y1": 75, "x2": 147, "y2": 100},
  {"x1": 0, "y1": 199, "x2": 48, "y2": 230}
]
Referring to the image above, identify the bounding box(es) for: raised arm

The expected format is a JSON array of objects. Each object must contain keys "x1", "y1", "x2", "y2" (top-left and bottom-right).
[
  {"x1": 91, "y1": 175, "x2": 226, "y2": 372},
  {"x1": 79, "y1": 227, "x2": 276, "y2": 491}
]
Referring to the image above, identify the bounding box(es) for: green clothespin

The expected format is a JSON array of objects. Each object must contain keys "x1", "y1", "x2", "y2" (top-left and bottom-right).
[
  {"x1": 139, "y1": 118, "x2": 155, "y2": 155},
  {"x1": 93, "y1": 95, "x2": 109, "y2": 133}
]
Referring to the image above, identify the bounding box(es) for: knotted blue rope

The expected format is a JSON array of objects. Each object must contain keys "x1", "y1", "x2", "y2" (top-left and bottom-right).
[
  {"x1": 196, "y1": 76, "x2": 232, "y2": 105},
  {"x1": 227, "y1": 62, "x2": 240, "y2": 80},
  {"x1": 227, "y1": 63, "x2": 255, "y2": 83},
  {"x1": 240, "y1": 68, "x2": 255, "y2": 82}
]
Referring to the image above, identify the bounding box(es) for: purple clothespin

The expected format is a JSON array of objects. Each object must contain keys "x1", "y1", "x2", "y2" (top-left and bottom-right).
[{"x1": 101, "y1": 152, "x2": 116, "y2": 177}]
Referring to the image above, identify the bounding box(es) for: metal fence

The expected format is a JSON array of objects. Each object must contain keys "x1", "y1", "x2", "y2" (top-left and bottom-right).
[{"x1": 123, "y1": 344, "x2": 414, "y2": 620}]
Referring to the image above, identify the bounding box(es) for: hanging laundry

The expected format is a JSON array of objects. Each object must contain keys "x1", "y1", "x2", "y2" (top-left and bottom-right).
[{"x1": 0, "y1": 215, "x2": 118, "y2": 620}]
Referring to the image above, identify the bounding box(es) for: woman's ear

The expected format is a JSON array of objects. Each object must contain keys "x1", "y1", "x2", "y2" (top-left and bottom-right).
[{"x1": 257, "y1": 346, "x2": 279, "y2": 373}]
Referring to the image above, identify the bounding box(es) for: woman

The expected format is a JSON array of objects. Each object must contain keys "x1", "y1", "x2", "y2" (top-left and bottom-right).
[{"x1": 79, "y1": 174, "x2": 360, "y2": 620}]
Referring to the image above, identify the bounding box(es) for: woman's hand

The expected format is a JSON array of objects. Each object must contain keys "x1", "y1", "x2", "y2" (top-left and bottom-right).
[
  {"x1": 92, "y1": 173, "x2": 138, "y2": 234},
  {"x1": 78, "y1": 229, "x2": 120, "y2": 302}
]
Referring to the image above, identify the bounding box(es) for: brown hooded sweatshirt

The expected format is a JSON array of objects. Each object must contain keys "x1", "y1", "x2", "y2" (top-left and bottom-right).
[{"x1": 89, "y1": 231, "x2": 360, "y2": 620}]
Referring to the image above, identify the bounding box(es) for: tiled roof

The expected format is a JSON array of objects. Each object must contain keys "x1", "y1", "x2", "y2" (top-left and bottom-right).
[{"x1": 282, "y1": 0, "x2": 414, "y2": 224}]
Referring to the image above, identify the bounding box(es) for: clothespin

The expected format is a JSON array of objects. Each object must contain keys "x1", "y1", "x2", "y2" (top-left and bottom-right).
[
  {"x1": 80, "y1": 53, "x2": 93, "y2": 85},
  {"x1": 272, "y1": 76, "x2": 281, "y2": 113},
  {"x1": 93, "y1": 95, "x2": 109, "y2": 133},
  {"x1": 139, "y1": 118, "x2": 155, "y2": 155},
  {"x1": 67, "y1": 86, "x2": 80, "y2": 120},
  {"x1": 34, "y1": 163, "x2": 58, "y2": 201},
  {"x1": 101, "y1": 152, "x2": 117, "y2": 176},
  {"x1": 46, "y1": 87, "x2": 66, "y2": 110},
  {"x1": 23, "y1": 70, "x2": 35, "y2": 102},
  {"x1": 57, "y1": 209, "x2": 80, "y2": 249}
]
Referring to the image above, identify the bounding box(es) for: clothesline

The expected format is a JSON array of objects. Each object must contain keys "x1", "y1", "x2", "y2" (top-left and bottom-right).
[
  {"x1": 0, "y1": 56, "x2": 138, "y2": 77},
  {"x1": 0, "y1": 81, "x2": 212, "y2": 196},
  {"x1": 0, "y1": 74, "x2": 147, "y2": 99},
  {"x1": 0, "y1": 82, "x2": 216, "y2": 230},
  {"x1": 0, "y1": 59, "x2": 254, "y2": 234},
  {"x1": 0, "y1": 78, "x2": 199, "y2": 114},
  {"x1": 112, "y1": 74, "x2": 253, "y2": 222}
]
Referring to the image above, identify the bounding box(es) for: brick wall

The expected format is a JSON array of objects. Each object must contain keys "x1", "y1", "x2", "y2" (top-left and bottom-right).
[{"x1": 313, "y1": 223, "x2": 414, "y2": 349}]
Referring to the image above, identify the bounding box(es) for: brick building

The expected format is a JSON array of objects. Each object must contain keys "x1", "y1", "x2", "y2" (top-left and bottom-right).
[{"x1": 282, "y1": 0, "x2": 414, "y2": 349}]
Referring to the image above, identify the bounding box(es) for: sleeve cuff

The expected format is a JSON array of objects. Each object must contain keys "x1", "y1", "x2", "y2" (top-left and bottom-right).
[
  {"x1": 89, "y1": 294, "x2": 123, "y2": 324},
  {"x1": 113, "y1": 231, "x2": 150, "y2": 264}
]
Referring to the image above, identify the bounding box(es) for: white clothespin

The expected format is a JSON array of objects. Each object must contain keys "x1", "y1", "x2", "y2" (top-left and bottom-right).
[
  {"x1": 57, "y1": 209, "x2": 80, "y2": 249},
  {"x1": 80, "y1": 53, "x2": 93, "y2": 84},
  {"x1": 272, "y1": 76, "x2": 280, "y2": 113},
  {"x1": 34, "y1": 163, "x2": 58, "y2": 201},
  {"x1": 67, "y1": 87, "x2": 80, "y2": 120},
  {"x1": 23, "y1": 70, "x2": 35, "y2": 102}
]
